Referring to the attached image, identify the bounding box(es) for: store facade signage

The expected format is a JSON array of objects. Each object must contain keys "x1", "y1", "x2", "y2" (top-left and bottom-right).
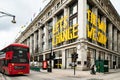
[
  {"x1": 87, "y1": 9, "x2": 107, "y2": 45},
  {"x1": 52, "y1": 16, "x2": 78, "y2": 46}
]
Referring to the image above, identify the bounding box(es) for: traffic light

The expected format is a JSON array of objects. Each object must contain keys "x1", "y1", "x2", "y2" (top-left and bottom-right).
[
  {"x1": 71, "y1": 53, "x2": 78, "y2": 62},
  {"x1": 71, "y1": 54, "x2": 74, "y2": 59},
  {"x1": 52, "y1": 52, "x2": 55, "y2": 59},
  {"x1": 75, "y1": 53, "x2": 78, "y2": 59},
  {"x1": 50, "y1": 52, "x2": 56, "y2": 60}
]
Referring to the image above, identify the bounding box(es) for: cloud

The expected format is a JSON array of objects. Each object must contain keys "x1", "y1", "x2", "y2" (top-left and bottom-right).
[
  {"x1": 0, "y1": 30, "x2": 16, "y2": 49},
  {"x1": 110, "y1": 0, "x2": 120, "y2": 15},
  {"x1": 0, "y1": 18, "x2": 15, "y2": 31},
  {"x1": 0, "y1": 0, "x2": 41, "y2": 31},
  {"x1": 0, "y1": 0, "x2": 50, "y2": 49}
]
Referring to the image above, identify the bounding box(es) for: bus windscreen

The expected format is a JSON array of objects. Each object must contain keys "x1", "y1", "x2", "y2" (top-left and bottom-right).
[{"x1": 11, "y1": 46, "x2": 29, "y2": 63}]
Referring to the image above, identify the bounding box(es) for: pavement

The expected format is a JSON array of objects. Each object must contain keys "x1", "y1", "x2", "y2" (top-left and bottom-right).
[
  {"x1": 34, "y1": 68, "x2": 120, "y2": 80},
  {"x1": 39, "y1": 68, "x2": 120, "y2": 80},
  {"x1": 0, "y1": 69, "x2": 120, "y2": 80},
  {"x1": 0, "y1": 74, "x2": 5, "y2": 80}
]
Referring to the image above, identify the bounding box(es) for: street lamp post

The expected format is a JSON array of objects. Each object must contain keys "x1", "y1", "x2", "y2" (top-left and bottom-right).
[
  {"x1": 48, "y1": 43, "x2": 52, "y2": 72},
  {"x1": 0, "y1": 11, "x2": 16, "y2": 23},
  {"x1": 48, "y1": 26, "x2": 53, "y2": 72}
]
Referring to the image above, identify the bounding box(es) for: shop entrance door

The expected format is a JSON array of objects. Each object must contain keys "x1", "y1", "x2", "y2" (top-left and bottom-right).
[
  {"x1": 118, "y1": 57, "x2": 120, "y2": 68},
  {"x1": 54, "y1": 59, "x2": 62, "y2": 69},
  {"x1": 87, "y1": 52, "x2": 91, "y2": 69}
]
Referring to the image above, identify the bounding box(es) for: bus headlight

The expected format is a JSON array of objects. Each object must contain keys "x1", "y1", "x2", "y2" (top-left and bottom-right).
[{"x1": 12, "y1": 63, "x2": 14, "y2": 66}]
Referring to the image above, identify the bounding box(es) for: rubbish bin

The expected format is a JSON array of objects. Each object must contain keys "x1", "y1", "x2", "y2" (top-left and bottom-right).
[{"x1": 95, "y1": 60, "x2": 109, "y2": 73}]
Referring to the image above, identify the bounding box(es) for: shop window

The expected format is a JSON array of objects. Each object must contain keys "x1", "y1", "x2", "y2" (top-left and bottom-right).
[
  {"x1": 47, "y1": 20, "x2": 53, "y2": 49},
  {"x1": 56, "y1": 11, "x2": 64, "y2": 47},
  {"x1": 54, "y1": 51, "x2": 62, "y2": 58},
  {"x1": 87, "y1": 3, "x2": 94, "y2": 43},
  {"x1": 45, "y1": 53, "x2": 50, "y2": 60},
  {"x1": 57, "y1": 2, "x2": 60, "y2": 8},
  {"x1": 66, "y1": 47, "x2": 77, "y2": 61},
  {"x1": 69, "y1": 3, "x2": 77, "y2": 17},
  {"x1": 68, "y1": 3, "x2": 78, "y2": 44},
  {"x1": 65, "y1": 47, "x2": 76, "y2": 58},
  {"x1": 87, "y1": 48, "x2": 96, "y2": 68},
  {"x1": 106, "y1": 20, "x2": 109, "y2": 49},
  {"x1": 69, "y1": 17, "x2": 77, "y2": 27},
  {"x1": 99, "y1": 51, "x2": 105, "y2": 60},
  {"x1": 34, "y1": 56, "x2": 38, "y2": 61},
  {"x1": 39, "y1": 55, "x2": 43, "y2": 62}
]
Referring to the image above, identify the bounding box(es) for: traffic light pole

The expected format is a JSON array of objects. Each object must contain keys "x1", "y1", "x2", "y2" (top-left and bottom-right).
[
  {"x1": 74, "y1": 61, "x2": 75, "y2": 75},
  {"x1": 48, "y1": 34, "x2": 55, "y2": 72},
  {"x1": 71, "y1": 52, "x2": 78, "y2": 75},
  {"x1": 48, "y1": 26, "x2": 53, "y2": 72},
  {"x1": 49, "y1": 44, "x2": 52, "y2": 72}
]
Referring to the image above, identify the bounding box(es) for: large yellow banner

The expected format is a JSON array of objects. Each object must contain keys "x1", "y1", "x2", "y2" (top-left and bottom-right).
[
  {"x1": 52, "y1": 16, "x2": 78, "y2": 46},
  {"x1": 87, "y1": 9, "x2": 107, "y2": 45}
]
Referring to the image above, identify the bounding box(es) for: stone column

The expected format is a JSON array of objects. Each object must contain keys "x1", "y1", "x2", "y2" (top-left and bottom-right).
[
  {"x1": 101, "y1": 17, "x2": 107, "y2": 47},
  {"x1": 107, "y1": 54, "x2": 111, "y2": 68},
  {"x1": 77, "y1": 0, "x2": 87, "y2": 70},
  {"x1": 38, "y1": 28, "x2": 42, "y2": 53},
  {"x1": 91, "y1": 7, "x2": 98, "y2": 44},
  {"x1": 112, "y1": 54, "x2": 114, "y2": 69},
  {"x1": 43, "y1": 54, "x2": 46, "y2": 61},
  {"x1": 78, "y1": 0, "x2": 87, "y2": 40},
  {"x1": 116, "y1": 56, "x2": 118, "y2": 68},
  {"x1": 96, "y1": 50, "x2": 99, "y2": 60},
  {"x1": 44, "y1": 24, "x2": 48, "y2": 50},
  {"x1": 62, "y1": 49, "x2": 65, "y2": 69},
  {"x1": 26, "y1": 38, "x2": 29, "y2": 46},
  {"x1": 43, "y1": 27, "x2": 45, "y2": 51},
  {"x1": 34, "y1": 32, "x2": 37, "y2": 54},
  {"x1": 118, "y1": 32, "x2": 120, "y2": 53},
  {"x1": 114, "y1": 28, "x2": 117, "y2": 51},
  {"x1": 64, "y1": 6, "x2": 68, "y2": 17},
  {"x1": 52, "y1": 16, "x2": 56, "y2": 48},
  {"x1": 108, "y1": 24, "x2": 113, "y2": 50},
  {"x1": 30, "y1": 36, "x2": 33, "y2": 56},
  {"x1": 63, "y1": 6, "x2": 69, "y2": 45},
  {"x1": 77, "y1": 43, "x2": 87, "y2": 70},
  {"x1": 90, "y1": 50, "x2": 96, "y2": 66}
]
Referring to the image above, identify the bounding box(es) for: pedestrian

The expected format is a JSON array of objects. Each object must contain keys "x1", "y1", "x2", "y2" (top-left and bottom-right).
[{"x1": 90, "y1": 64, "x2": 96, "y2": 75}]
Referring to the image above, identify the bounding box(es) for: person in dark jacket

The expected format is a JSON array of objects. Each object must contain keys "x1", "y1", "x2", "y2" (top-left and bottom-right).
[{"x1": 90, "y1": 64, "x2": 96, "y2": 75}]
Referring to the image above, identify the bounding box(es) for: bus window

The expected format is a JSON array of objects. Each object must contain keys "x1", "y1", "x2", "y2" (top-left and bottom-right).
[
  {"x1": 4, "y1": 60, "x2": 9, "y2": 66},
  {"x1": 0, "y1": 51, "x2": 5, "y2": 59},
  {"x1": 0, "y1": 51, "x2": 4, "y2": 55},
  {"x1": 1, "y1": 60, "x2": 5, "y2": 66},
  {"x1": 11, "y1": 46, "x2": 29, "y2": 63}
]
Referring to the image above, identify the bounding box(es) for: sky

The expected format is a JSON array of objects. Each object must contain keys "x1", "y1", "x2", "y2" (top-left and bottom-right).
[
  {"x1": 0, "y1": 0, "x2": 50, "y2": 49},
  {"x1": 0, "y1": 0, "x2": 119, "y2": 50}
]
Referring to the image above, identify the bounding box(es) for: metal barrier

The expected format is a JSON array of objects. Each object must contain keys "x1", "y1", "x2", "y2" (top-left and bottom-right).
[{"x1": 30, "y1": 66, "x2": 40, "y2": 72}]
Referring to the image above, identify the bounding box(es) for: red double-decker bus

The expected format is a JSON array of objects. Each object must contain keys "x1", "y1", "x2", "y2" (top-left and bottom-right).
[{"x1": 0, "y1": 43, "x2": 30, "y2": 75}]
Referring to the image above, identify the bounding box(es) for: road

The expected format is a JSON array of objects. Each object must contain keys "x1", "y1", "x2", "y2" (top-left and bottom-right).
[{"x1": 1, "y1": 69, "x2": 120, "y2": 80}]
